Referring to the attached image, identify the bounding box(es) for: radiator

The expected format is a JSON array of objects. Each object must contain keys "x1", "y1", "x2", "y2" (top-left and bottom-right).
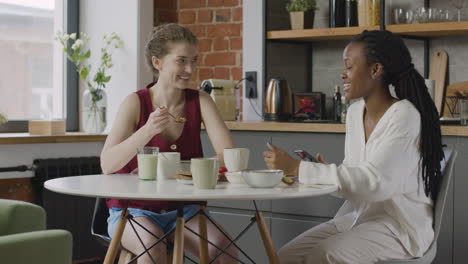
[{"x1": 32, "y1": 157, "x2": 106, "y2": 262}]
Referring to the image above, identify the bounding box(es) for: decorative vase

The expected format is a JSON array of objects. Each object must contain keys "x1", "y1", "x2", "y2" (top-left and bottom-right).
[
  {"x1": 82, "y1": 89, "x2": 107, "y2": 134},
  {"x1": 290, "y1": 11, "x2": 315, "y2": 30}
]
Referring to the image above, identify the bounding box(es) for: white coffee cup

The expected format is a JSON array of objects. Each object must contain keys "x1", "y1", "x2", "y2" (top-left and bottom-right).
[
  {"x1": 157, "y1": 152, "x2": 180, "y2": 181},
  {"x1": 224, "y1": 148, "x2": 250, "y2": 172},
  {"x1": 191, "y1": 158, "x2": 219, "y2": 189}
]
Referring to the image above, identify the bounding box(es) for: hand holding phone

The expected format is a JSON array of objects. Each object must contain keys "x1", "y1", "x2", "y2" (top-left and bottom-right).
[{"x1": 294, "y1": 149, "x2": 318, "y2": 162}]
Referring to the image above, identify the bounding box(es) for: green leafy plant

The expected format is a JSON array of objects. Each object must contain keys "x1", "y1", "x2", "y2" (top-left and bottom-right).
[
  {"x1": 0, "y1": 113, "x2": 7, "y2": 125},
  {"x1": 286, "y1": 0, "x2": 318, "y2": 12},
  {"x1": 55, "y1": 32, "x2": 123, "y2": 105}
]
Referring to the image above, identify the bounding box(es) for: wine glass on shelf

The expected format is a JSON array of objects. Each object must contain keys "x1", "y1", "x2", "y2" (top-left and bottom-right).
[{"x1": 452, "y1": 0, "x2": 468, "y2": 22}]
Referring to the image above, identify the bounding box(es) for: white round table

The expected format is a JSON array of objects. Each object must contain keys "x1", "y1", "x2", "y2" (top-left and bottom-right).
[
  {"x1": 45, "y1": 174, "x2": 338, "y2": 264},
  {"x1": 44, "y1": 174, "x2": 337, "y2": 201}
]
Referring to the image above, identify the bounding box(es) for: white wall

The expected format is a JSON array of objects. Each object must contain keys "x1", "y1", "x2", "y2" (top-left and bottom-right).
[
  {"x1": 79, "y1": 0, "x2": 153, "y2": 132},
  {"x1": 242, "y1": 0, "x2": 265, "y2": 121}
]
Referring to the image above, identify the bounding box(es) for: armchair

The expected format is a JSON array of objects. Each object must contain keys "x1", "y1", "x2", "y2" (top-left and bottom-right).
[{"x1": 0, "y1": 199, "x2": 72, "y2": 264}]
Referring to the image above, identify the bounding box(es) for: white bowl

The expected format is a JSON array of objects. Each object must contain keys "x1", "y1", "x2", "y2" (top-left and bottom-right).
[
  {"x1": 241, "y1": 169, "x2": 284, "y2": 188},
  {"x1": 225, "y1": 171, "x2": 245, "y2": 184}
]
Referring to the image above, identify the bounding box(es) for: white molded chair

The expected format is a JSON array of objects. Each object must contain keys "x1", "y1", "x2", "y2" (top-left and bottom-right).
[{"x1": 378, "y1": 149, "x2": 457, "y2": 264}]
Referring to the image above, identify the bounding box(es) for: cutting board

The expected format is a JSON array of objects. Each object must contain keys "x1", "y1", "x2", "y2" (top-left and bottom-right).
[
  {"x1": 429, "y1": 50, "x2": 448, "y2": 116},
  {"x1": 443, "y1": 81, "x2": 468, "y2": 117}
]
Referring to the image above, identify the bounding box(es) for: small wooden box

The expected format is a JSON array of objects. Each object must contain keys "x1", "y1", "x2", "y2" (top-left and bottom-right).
[{"x1": 28, "y1": 120, "x2": 66, "y2": 135}]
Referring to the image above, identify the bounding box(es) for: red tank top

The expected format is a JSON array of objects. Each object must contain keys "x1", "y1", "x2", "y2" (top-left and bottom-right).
[{"x1": 106, "y1": 84, "x2": 204, "y2": 211}]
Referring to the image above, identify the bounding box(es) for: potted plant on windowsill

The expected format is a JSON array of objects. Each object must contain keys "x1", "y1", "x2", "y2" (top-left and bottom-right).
[
  {"x1": 0, "y1": 113, "x2": 7, "y2": 126},
  {"x1": 286, "y1": 0, "x2": 318, "y2": 30},
  {"x1": 56, "y1": 32, "x2": 122, "y2": 134}
]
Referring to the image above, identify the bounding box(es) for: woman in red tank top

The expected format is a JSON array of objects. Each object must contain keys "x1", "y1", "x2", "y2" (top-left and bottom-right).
[{"x1": 101, "y1": 24, "x2": 237, "y2": 263}]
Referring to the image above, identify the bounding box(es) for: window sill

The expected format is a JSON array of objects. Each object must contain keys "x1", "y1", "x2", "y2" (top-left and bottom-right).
[{"x1": 0, "y1": 132, "x2": 107, "y2": 144}]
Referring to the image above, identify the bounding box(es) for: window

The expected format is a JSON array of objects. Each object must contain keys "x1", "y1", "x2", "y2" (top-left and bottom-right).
[{"x1": 0, "y1": 0, "x2": 77, "y2": 132}]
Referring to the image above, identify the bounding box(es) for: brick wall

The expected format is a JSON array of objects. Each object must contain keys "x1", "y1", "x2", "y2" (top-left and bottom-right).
[{"x1": 154, "y1": 0, "x2": 243, "y2": 90}]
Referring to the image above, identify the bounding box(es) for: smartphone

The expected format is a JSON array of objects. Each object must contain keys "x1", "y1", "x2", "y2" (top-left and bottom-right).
[{"x1": 294, "y1": 149, "x2": 318, "y2": 162}]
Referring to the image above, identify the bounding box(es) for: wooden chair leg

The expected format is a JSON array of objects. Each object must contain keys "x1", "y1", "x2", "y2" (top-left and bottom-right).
[
  {"x1": 198, "y1": 205, "x2": 209, "y2": 264},
  {"x1": 167, "y1": 250, "x2": 173, "y2": 263},
  {"x1": 172, "y1": 216, "x2": 185, "y2": 264},
  {"x1": 118, "y1": 249, "x2": 135, "y2": 264},
  {"x1": 256, "y1": 211, "x2": 279, "y2": 264},
  {"x1": 104, "y1": 208, "x2": 129, "y2": 264}
]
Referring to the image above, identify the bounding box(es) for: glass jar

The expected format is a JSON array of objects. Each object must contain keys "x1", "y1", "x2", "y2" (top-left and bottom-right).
[{"x1": 82, "y1": 88, "x2": 107, "y2": 133}]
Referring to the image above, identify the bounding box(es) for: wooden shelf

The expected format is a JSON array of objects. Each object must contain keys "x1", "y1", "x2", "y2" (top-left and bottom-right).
[
  {"x1": 224, "y1": 121, "x2": 468, "y2": 137},
  {"x1": 267, "y1": 22, "x2": 468, "y2": 42},
  {"x1": 0, "y1": 132, "x2": 107, "y2": 144}
]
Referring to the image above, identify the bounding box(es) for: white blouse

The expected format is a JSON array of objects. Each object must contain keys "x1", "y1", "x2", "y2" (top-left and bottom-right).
[{"x1": 298, "y1": 99, "x2": 434, "y2": 257}]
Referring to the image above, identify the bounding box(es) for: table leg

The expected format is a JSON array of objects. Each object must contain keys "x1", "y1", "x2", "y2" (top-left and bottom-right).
[
  {"x1": 256, "y1": 211, "x2": 279, "y2": 264},
  {"x1": 104, "y1": 208, "x2": 129, "y2": 264},
  {"x1": 198, "y1": 205, "x2": 209, "y2": 264},
  {"x1": 172, "y1": 207, "x2": 185, "y2": 264}
]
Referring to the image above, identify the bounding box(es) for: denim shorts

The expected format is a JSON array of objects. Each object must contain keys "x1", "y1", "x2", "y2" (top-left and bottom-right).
[{"x1": 107, "y1": 205, "x2": 202, "y2": 238}]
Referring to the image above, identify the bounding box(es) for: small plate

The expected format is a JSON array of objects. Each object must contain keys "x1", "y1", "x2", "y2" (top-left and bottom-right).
[{"x1": 176, "y1": 178, "x2": 193, "y2": 185}]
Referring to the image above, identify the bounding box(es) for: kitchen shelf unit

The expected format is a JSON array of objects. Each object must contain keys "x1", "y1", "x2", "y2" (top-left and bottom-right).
[
  {"x1": 267, "y1": 21, "x2": 468, "y2": 42},
  {"x1": 265, "y1": 0, "x2": 467, "y2": 102}
]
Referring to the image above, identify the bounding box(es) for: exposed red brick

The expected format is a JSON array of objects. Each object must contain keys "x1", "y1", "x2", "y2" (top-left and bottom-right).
[
  {"x1": 233, "y1": 7, "x2": 242, "y2": 21},
  {"x1": 214, "y1": 67, "x2": 230, "y2": 79},
  {"x1": 155, "y1": 0, "x2": 176, "y2": 9},
  {"x1": 199, "y1": 68, "x2": 214, "y2": 80},
  {"x1": 207, "y1": 24, "x2": 241, "y2": 37},
  {"x1": 205, "y1": 52, "x2": 236, "y2": 66},
  {"x1": 225, "y1": 0, "x2": 239, "y2": 6},
  {"x1": 180, "y1": 0, "x2": 206, "y2": 9},
  {"x1": 208, "y1": 0, "x2": 238, "y2": 7},
  {"x1": 198, "y1": 54, "x2": 205, "y2": 64},
  {"x1": 198, "y1": 9, "x2": 213, "y2": 23},
  {"x1": 231, "y1": 67, "x2": 242, "y2": 80},
  {"x1": 198, "y1": 39, "x2": 212, "y2": 52},
  {"x1": 229, "y1": 37, "x2": 242, "y2": 50},
  {"x1": 214, "y1": 37, "x2": 229, "y2": 51},
  {"x1": 179, "y1": 10, "x2": 196, "y2": 24},
  {"x1": 187, "y1": 24, "x2": 206, "y2": 37},
  {"x1": 157, "y1": 10, "x2": 178, "y2": 23},
  {"x1": 215, "y1": 9, "x2": 231, "y2": 22}
]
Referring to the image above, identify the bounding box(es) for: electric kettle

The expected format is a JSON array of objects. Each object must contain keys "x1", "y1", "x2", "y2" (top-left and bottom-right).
[{"x1": 264, "y1": 78, "x2": 293, "y2": 121}]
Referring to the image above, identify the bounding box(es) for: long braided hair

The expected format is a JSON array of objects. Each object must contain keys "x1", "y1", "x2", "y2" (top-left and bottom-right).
[{"x1": 351, "y1": 30, "x2": 444, "y2": 200}]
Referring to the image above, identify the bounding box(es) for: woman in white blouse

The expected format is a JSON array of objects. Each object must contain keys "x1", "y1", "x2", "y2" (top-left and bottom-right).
[{"x1": 264, "y1": 30, "x2": 444, "y2": 263}]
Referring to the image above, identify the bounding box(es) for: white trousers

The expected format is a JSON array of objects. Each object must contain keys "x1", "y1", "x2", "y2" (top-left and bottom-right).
[{"x1": 278, "y1": 220, "x2": 412, "y2": 264}]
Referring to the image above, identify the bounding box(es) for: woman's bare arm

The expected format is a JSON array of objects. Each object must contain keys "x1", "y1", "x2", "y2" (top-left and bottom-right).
[
  {"x1": 199, "y1": 91, "x2": 234, "y2": 165},
  {"x1": 100, "y1": 93, "x2": 170, "y2": 174}
]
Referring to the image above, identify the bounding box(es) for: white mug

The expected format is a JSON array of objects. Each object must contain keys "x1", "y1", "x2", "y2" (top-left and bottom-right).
[
  {"x1": 191, "y1": 158, "x2": 219, "y2": 189},
  {"x1": 224, "y1": 148, "x2": 250, "y2": 172},
  {"x1": 157, "y1": 152, "x2": 180, "y2": 181}
]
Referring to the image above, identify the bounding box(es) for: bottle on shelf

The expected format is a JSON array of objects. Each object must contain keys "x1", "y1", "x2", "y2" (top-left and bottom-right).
[
  {"x1": 333, "y1": 85, "x2": 343, "y2": 122},
  {"x1": 369, "y1": 0, "x2": 380, "y2": 26},
  {"x1": 341, "y1": 96, "x2": 349, "y2": 123},
  {"x1": 357, "y1": 0, "x2": 380, "y2": 26},
  {"x1": 345, "y1": 0, "x2": 358, "y2": 27},
  {"x1": 329, "y1": 0, "x2": 346, "y2": 27}
]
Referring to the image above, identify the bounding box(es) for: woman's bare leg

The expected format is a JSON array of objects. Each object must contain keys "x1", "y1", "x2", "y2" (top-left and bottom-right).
[
  {"x1": 121, "y1": 216, "x2": 169, "y2": 264},
  {"x1": 183, "y1": 215, "x2": 238, "y2": 264}
]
